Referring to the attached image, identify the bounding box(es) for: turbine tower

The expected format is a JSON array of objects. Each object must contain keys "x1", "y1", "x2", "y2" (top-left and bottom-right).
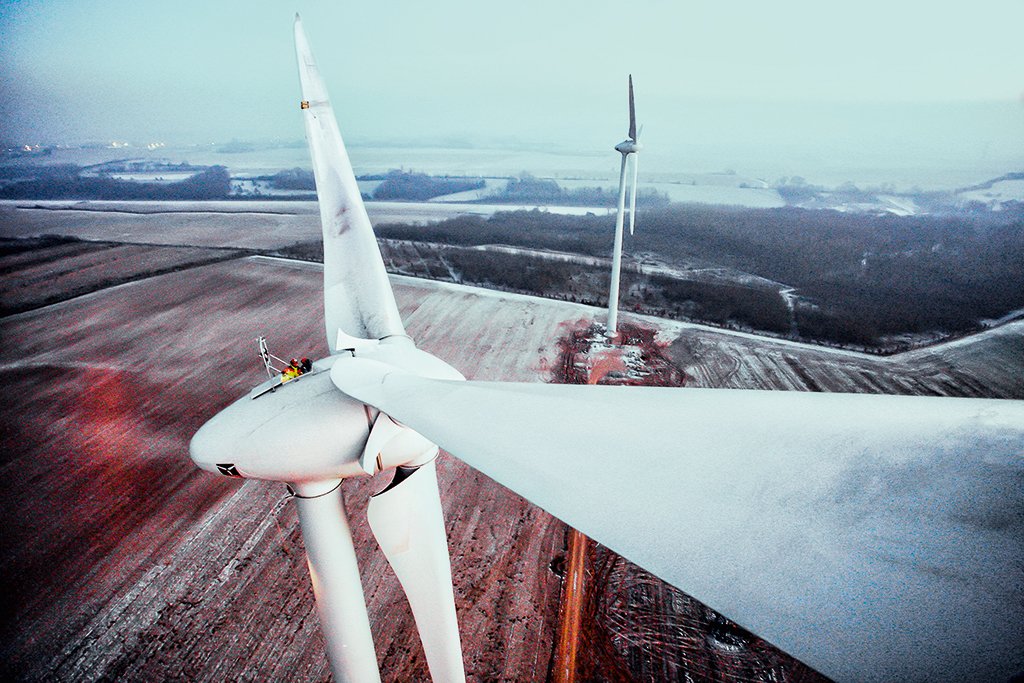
[{"x1": 606, "y1": 75, "x2": 641, "y2": 337}]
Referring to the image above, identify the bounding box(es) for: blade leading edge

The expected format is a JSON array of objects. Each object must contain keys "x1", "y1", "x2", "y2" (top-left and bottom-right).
[
  {"x1": 333, "y1": 362, "x2": 1024, "y2": 683},
  {"x1": 627, "y1": 74, "x2": 637, "y2": 142},
  {"x1": 294, "y1": 16, "x2": 406, "y2": 348}
]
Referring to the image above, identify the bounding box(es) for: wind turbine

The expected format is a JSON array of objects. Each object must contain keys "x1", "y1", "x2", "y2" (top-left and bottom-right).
[
  {"x1": 607, "y1": 75, "x2": 641, "y2": 337},
  {"x1": 189, "y1": 16, "x2": 1024, "y2": 683}
]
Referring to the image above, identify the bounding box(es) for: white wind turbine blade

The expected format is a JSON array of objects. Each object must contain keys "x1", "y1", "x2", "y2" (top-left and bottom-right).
[
  {"x1": 628, "y1": 124, "x2": 643, "y2": 236},
  {"x1": 367, "y1": 461, "x2": 466, "y2": 683},
  {"x1": 294, "y1": 16, "x2": 406, "y2": 348},
  {"x1": 292, "y1": 482, "x2": 382, "y2": 683},
  {"x1": 627, "y1": 74, "x2": 637, "y2": 142},
  {"x1": 332, "y1": 360, "x2": 1024, "y2": 683},
  {"x1": 627, "y1": 152, "x2": 639, "y2": 236}
]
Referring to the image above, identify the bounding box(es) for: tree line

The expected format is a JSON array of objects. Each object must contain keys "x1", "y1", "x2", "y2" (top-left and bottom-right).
[
  {"x1": 490, "y1": 173, "x2": 670, "y2": 207},
  {"x1": 0, "y1": 164, "x2": 231, "y2": 200},
  {"x1": 371, "y1": 170, "x2": 485, "y2": 201},
  {"x1": 375, "y1": 204, "x2": 1024, "y2": 347}
]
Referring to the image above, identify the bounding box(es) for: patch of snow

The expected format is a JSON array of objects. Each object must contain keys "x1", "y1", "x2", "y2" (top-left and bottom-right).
[
  {"x1": 958, "y1": 179, "x2": 1024, "y2": 209},
  {"x1": 877, "y1": 195, "x2": 919, "y2": 216}
]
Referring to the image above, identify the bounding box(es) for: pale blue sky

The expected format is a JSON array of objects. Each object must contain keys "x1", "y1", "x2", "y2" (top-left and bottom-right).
[{"x1": 1, "y1": 0, "x2": 1022, "y2": 172}]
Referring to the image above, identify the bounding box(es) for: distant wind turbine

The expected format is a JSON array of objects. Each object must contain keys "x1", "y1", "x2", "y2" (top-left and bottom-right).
[{"x1": 607, "y1": 75, "x2": 642, "y2": 337}]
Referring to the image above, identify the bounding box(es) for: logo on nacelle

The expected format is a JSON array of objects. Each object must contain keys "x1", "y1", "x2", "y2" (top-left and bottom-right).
[{"x1": 216, "y1": 463, "x2": 242, "y2": 477}]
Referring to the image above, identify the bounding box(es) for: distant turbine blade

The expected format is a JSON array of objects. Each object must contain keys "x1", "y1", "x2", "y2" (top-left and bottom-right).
[
  {"x1": 367, "y1": 460, "x2": 466, "y2": 683},
  {"x1": 334, "y1": 359, "x2": 1024, "y2": 683},
  {"x1": 628, "y1": 153, "x2": 639, "y2": 236},
  {"x1": 293, "y1": 481, "x2": 382, "y2": 683},
  {"x1": 627, "y1": 75, "x2": 637, "y2": 142},
  {"x1": 294, "y1": 16, "x2": 406, "y2": 348}
]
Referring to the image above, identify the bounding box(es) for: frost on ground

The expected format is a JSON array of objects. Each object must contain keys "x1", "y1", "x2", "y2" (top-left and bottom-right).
[{"x1": 1, "y1": 251, "x2": 1021, "y2": 682}]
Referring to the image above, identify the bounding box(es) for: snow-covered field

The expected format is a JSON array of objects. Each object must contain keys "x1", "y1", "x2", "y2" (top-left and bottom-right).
[
  {"x1": 15, "y1": 141, "x2": 1018, "y2": 200},
  {"x1": 651, "y1": 183, "x2": 783, "y2": 207},
  {"x1": 958, "y1": 179, "x2": 1024, "y2": 209},
  {"x1": 0, "y1": 200, "x2": 609, "y2": 251}
]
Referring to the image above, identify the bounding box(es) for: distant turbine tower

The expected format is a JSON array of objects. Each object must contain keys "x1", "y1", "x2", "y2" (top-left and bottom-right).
[{"x1": 606, "y1": 75, "x2": 641, "y2": 337}]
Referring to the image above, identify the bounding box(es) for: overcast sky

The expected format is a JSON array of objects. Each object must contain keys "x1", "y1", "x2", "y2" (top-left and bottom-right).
[{"x1": 1, "y1": 0, "x2": 1022, "y2": 169}]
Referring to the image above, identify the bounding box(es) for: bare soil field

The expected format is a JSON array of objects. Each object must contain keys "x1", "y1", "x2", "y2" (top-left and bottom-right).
[
  {"x1": 0, "y1": 238, "x2": 244, "y2": 315},
  {"x1": 0, "y1": 258, "x2": 577, "y2": 682},
  {"x1": 0, "y1": 200, "x2": 526, "y2": 250},
  {"x1": 0, "y1": 201, "x2": 323, "y2": 250},
  {"x1": 2, "y1": 250, "x2": 1021, "y2": 682},
  {"x1": 666, "y1": 318, "x2": 1024, "y2": 398}
]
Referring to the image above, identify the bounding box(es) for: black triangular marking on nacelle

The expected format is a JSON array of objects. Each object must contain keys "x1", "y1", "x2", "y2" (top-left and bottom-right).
[{"x1": 217, "y1": 463, "x2": 242, "y2": 478}]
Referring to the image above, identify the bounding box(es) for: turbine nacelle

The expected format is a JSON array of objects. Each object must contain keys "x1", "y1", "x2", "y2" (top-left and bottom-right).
[
  {"x1": 189, "y1": 357, "x2": 370, "y2": 483},
  {"x1": 614, "y1": 139, "x2": 641, "y2": 155},
  {"x1": 189, "y1": 337, "x2": 462, "y2": 484}
]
